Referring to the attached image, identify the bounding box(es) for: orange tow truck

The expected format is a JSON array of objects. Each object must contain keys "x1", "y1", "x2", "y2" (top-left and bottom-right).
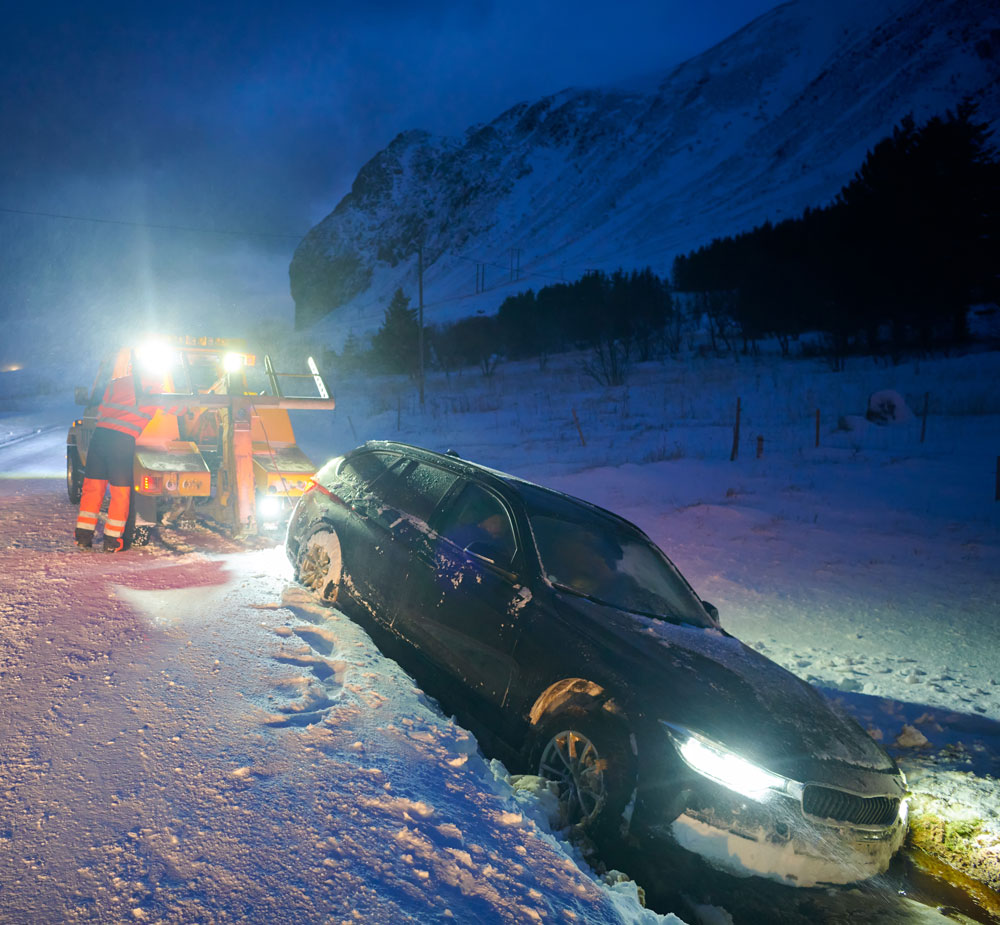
[{"x1": 67, "y1": 336, "x2": 334, "y2": 543}]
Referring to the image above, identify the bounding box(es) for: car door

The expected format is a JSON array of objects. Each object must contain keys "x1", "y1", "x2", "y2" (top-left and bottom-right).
[
  {"x1": 351, "y1": 458, "x2": 460, "y2": 627},
  {"x1": 397, "y1": 479, "x2": 528, "y2": 717},
  {"x1": 325, "y1": 451, "x2": 411, "y2": 621}
]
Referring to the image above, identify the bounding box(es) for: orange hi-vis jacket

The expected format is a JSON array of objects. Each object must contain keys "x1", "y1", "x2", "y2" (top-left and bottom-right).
[{"x1": 96, "y1": 376, "x2": 183, "y2": 439}]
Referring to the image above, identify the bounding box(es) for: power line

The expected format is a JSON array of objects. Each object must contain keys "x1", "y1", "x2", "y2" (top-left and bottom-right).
[{"x1": 0, "y1": 205, "x2": 306, "y2": 240}]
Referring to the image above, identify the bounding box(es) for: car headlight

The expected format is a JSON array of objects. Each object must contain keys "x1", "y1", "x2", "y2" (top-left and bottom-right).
[{"x1": 661, "y1": 722, "x2": 798, "y2": 802}]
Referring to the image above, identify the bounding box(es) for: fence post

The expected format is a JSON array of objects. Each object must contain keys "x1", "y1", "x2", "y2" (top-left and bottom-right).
[
  {"x1": 756, "y1": 435, "x2": 764, "y2": 459},
  {"x1": 815, "y1": 408, "x2": 821, "y2": 449},
  {"x1": 730, "y1": 397, "x2": 741, "y2": 461},
  {"x1": 920, "y1": 392, "x2": 929, "y2": 443},
  {"x1": 572, "y1": 408, "x2": 587, "y2": 447}
]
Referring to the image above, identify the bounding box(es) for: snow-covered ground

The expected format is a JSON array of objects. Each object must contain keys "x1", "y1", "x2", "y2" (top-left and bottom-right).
[{"x1": 1, "y1": 347, "x2": 998, "y2": 924}]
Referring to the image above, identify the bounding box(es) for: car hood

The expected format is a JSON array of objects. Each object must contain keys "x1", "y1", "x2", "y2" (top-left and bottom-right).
[{"x1": 555, "y1": 594, "x2": 898, "y2": 783}]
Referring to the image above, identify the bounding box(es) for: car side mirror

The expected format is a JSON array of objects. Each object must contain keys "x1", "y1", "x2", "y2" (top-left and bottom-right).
[
  {"x1": 702, "y1": 600, "x2": 720, "y2": 623},
  {"x1": 74, "y1": 387, "x2": 90, "y2": 406}
]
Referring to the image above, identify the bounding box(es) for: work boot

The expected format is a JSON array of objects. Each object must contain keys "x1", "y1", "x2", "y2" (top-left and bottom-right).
[
  {"x1": 103, "y1": 535, "x2": 125, "y2": 553},
  {"x1": 75, "y1": 528, "x2": 94, "y2": 548}
]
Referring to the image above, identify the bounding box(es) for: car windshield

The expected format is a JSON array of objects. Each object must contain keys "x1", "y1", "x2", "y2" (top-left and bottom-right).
[{"x1": 519, "y1": 484, "x2": 712, "y2": 627}]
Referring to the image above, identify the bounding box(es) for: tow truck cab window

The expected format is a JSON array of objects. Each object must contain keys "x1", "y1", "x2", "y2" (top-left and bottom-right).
[{"x1": 89, "y1": 362, "x2": 110, "y2": 405}]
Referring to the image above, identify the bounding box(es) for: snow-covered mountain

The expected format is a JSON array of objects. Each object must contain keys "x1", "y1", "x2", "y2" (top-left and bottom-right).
[{"x1": 290, "y1": 0, "x2": 1000, "y2": 343}]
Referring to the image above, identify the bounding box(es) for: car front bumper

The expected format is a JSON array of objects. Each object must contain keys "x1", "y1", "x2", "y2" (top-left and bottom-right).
[{"x1": 667, "y1": 787, "x2": 908, "y2": 887}]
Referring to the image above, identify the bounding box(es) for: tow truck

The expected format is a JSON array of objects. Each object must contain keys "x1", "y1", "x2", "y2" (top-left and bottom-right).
[{"x1": 67, "y1": 336, "x2": 335, "y2": 544}]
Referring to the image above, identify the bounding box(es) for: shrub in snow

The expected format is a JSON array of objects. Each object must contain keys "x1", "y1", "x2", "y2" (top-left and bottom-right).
[{"x1": 866, "y1": 389, "x2": 913, "y2": 425}]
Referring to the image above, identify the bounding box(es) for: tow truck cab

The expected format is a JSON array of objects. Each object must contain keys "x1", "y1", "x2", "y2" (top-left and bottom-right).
[{"x1": 67, "y1": 336, "x2": 334, "y2": 540}]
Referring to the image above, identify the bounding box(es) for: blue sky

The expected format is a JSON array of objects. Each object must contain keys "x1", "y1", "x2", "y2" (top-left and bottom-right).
[{"x1": 0, "y1": 0, "x2": 779, "y2": 366}]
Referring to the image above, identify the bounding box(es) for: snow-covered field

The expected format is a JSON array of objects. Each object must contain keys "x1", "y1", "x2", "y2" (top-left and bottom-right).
[{"x1": 1, "y1": 347, "x2": 998, "y2": 924}]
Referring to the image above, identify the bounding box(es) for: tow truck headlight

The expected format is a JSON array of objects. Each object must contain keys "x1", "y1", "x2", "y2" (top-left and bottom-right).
[
  {"x1": 258, "y1": 495, "x2": 282, "y2": 521},
  {"x1": 662, "y1": 722, "x2": 793, "y2": 801},
  {"x1": 136, "y1": 340, "x2": 178, "y2": 374},
  {"x1": 223, "y1": 352, "x2": 244, "y2": 373}
]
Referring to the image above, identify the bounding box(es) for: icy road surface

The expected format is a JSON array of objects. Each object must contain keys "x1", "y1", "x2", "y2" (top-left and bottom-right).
[{"x1": 0, "y1": 475, "x2": 676, "y2": 924}]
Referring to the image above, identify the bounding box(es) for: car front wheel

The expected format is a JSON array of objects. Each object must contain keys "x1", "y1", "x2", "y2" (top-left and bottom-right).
[
  {"x1": 530, "y1": 708, "x2": 637, "y2": 841},
  {"x1": 297, "y1": 528, "x2": 343, "y2": 603}
]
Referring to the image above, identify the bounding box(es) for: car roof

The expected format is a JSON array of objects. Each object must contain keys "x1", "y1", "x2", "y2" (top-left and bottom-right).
[{"x1": 351, "y1": 440, "x2": 640, "y2": 533}]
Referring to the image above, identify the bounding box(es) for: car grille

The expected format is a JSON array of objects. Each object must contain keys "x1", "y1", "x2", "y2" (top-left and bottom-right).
[{"x1": 802, "y1": 785, "x2": 900, "y2": 827}]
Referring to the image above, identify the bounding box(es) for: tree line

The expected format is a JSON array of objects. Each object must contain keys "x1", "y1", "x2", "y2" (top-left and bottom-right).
[
  {"x1": 672, "y1": 104, "x2": 999, "y2": 365},
  {"x1": 343, "y1": 267, "x2": 675, "y2": 385}
]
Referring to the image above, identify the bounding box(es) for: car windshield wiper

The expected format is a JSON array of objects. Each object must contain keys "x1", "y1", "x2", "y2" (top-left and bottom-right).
[
  {"x1": 550, "y1": 581, "x2": 609, "y2": 607},
  {"x1": 551, "y1": 581, "x2": 704, "y2": 627}
]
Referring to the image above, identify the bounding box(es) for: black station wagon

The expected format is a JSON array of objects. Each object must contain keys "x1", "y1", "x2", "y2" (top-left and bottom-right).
[{"x1": 286, "y1": 441, "x2": 907, "y2": 887}]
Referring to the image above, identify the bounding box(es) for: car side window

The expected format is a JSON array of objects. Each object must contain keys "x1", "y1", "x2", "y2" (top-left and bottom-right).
[
  {"x1": 374, "y1": 461, "x2": 459, "y2": 523},
  {"x1": 436, "y1": 483, "x2": 517, "y2": 570}
]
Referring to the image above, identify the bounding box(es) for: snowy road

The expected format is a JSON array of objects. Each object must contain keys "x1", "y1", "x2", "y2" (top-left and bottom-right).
[
  {"x1": 2, "y1": 368, "x2": 999, "y2": 924},
  {"x1": 0, "y1": 473, "x2": 669, "y2": 924}
]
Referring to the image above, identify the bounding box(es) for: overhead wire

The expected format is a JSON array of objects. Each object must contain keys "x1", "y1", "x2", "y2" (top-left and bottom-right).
[{"x1": 0, "y1": 205, "x2": 305, "y2": 240}]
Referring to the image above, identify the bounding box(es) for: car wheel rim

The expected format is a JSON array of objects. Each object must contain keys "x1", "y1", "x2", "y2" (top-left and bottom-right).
[
  {"x1": 538, "y1": 729, "x2": 606, "y2": 825},
  {"x1": 299, "y1": 532, "x2": 341, "y2": 602}
]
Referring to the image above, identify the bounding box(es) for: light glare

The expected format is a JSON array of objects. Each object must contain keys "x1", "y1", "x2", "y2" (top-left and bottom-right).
[
  {"x1": 679, "y1": 736, "x2": 785, "y2": 800},
  {"x1": 136, "y1": 341, "x2": 177, "y2": 374},
  {"x1": 258, "y1": 496, "x2": 282, "y2": 520},
  {"x1": 223, "y1": 352, "x2": 244, "y2": 373}
]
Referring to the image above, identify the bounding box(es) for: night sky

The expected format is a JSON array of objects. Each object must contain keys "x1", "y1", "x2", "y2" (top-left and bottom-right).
[{"x1": 0, "y1": 0, "x2": 778, "y2": 368}]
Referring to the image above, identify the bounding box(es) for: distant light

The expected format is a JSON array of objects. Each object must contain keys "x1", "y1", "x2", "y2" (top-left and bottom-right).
[
  {"x1": 223, "y1": 352, "x2": 244, "y2": 373},
  {"x1": 1, "y1": 364, "x2": 22, "y2": 372}
]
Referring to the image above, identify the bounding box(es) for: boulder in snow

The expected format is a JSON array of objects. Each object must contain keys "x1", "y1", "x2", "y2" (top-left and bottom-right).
[{"x1": 895, "y1": 724, "x2": 930, "y2": 748}]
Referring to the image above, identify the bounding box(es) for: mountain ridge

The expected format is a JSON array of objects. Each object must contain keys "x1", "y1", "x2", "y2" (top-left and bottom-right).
[{"x1": 290, "y1": 0, "x2": 1000, "y2": 344}]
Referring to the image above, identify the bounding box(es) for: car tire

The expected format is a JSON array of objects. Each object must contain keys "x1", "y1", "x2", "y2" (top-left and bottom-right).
[
  {"x1": 297, "y1": 528, "x2": 343, "y2": 603},
  {"x1": 529, "y1": 708, "x2": 637, "y2": 842},
  {"x1": 66, "y1": 446, "x2": 84, "y2": 503}
]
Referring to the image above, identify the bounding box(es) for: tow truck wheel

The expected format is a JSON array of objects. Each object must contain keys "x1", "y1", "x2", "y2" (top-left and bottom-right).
[
  {"x1": 66, "y1": 447, "x2": 84, "y2": 503},
  {"x1": 297, "y1": 529, "x2": 343, "y2": 603}
]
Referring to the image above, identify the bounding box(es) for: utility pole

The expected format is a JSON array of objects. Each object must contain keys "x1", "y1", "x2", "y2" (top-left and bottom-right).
[
  {"x1": 509, "y1": 247, "x2": 521, "y2": 282},
  {"x1": 418, "y1": 244, "x2": 425, "y2": 407}
]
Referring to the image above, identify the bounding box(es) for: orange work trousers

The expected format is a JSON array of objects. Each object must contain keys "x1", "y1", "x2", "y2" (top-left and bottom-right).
[{"x1": 76, "y1": 479, "x2": 131, "y2": 539}]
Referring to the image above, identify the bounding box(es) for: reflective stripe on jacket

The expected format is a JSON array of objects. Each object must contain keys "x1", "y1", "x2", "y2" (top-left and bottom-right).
[{"x1": 96, "y1": 376, "x2": 185, "y2": 439}]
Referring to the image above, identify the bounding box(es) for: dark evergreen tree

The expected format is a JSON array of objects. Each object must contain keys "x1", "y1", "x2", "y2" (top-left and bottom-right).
[{"x1": 370, "y1": 288, "x2": 420, "y2": 375}]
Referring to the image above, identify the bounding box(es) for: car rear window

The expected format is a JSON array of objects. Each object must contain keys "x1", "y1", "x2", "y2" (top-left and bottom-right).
[{"x1": 339, "y1": 451, "x2": 402, "y2": 488}]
